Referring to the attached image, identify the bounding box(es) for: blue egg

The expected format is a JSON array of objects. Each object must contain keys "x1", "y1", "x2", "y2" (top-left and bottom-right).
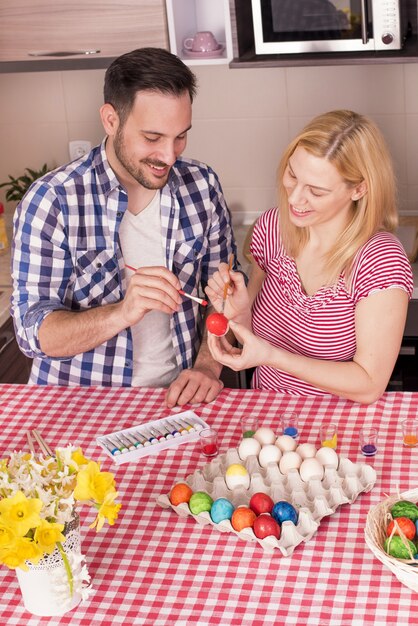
[
  {"x1": 210, "y1": 498, "x2": 235, "y2": 523},
  {"x1": 272, "y1": 501, "x2": 298, "y2": 525}
]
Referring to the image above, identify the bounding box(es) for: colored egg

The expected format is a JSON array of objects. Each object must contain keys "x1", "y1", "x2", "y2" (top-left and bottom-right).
[
  {"x1": 384, "y1": 535, "x2": 417, "y2": 559},
  {"x1": 206, "y1": 312, "x2": 229, "y2": 336},
  {"x1": 253, "y1": 514, "x2": 281, "y2": 539},
  {"x1": 210, "y1": 498, "x2": 235, "y2": 523},
  {"x1": 272, "y1": 501, "x2": 298, "y2": 525},
  {"x1": 258, "y1": 444, "x2": 282, "y2": 468},
  {"x1": 231, "y1": 506, "x2": 257, "y2": 531},
  {"x1": 387, "y1": 517, "x2": 416, "y2": 540},
  {"x1": 249, "y1": 492, "x2": 274, "y2": 516},
  {"x1": 238, "y1": 437, "x2": 262, "y2": 461},
  {"x1": 169, "y1": 482, "x2": 193, "y2": 506},
  {"x1": 299, "y1": 458, "x2": 324, "y2": 482},
  {"x1": 253, "y1": 426, "x2": 276, "y2": 446},
  {"x1": 225, "y1": 463, "x2": 250, "y2": 490},
  {"x1": 275, "y1": 434, "x2": 297, "y2": 452},
  {"x1": 189, "y1": 491, "x2": 213, "y2": 515},
  {"x1": 279, "y1": 450, "x2": 302, "y2": 475}
]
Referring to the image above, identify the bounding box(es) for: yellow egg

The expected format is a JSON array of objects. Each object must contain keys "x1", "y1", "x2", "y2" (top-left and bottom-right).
[{"x1": 225, "y1": 463, "x2": 250, "y2": 490}]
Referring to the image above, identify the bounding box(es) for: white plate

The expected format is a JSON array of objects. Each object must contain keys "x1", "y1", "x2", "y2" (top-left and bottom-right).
[{"x1": 182, "y1": 45, "x2": 225, "y2": 59}]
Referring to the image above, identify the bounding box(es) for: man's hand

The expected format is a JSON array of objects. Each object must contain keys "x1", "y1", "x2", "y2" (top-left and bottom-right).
[{"x1": 165, "y1": 366, "x2": 224, "y2": 408}]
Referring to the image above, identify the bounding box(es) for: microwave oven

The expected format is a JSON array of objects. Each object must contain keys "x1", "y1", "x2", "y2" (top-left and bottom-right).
[{"x1": 251, "y1": 0, "x2": 409, "y2": 54}]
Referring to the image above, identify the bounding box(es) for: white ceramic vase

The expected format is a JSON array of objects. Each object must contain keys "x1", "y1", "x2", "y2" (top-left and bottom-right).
[{"x1": 15, "y1": 514, "x2": 82, "y2": 616}]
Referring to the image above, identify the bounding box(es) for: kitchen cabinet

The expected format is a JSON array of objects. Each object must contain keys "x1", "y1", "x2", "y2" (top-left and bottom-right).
[
  {"x1": 0, "y1": 1, "x2": 169, "y2": 71},
  {"x1": 0, "y1": 317, "x2": 32, "y2": 384},
  {"x1": 165, "y1": 0, "x2": 233, "y2": 65}
]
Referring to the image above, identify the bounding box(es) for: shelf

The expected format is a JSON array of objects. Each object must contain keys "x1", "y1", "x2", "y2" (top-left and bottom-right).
[
  {"x1": 165, "y1": 0, "x2": 233, "y2": 65},
  {"x1": 230, "y1": 23, "x2": 418, "y2": 69}
]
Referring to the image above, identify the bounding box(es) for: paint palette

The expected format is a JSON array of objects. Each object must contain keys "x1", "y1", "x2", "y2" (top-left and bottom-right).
[{"x1": 97, "y1": 410, "x2": 210, "y2": 465}]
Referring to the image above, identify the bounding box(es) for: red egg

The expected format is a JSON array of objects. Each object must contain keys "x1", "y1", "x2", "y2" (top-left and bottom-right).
[
  {"x1": 253, "y1": 514, "x2": 281, "y2": 539},
  {"x1": 206, "y1": 312, "x2": 229, "y2": 337},
  {"x1": 249, "y1": 492, "x2": 274, "y2": 516}
]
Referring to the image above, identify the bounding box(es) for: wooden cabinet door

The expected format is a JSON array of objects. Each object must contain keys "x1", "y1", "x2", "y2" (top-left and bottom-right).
[{"x1": 0, "y1": 0, "x2": 168, "y2": 63}]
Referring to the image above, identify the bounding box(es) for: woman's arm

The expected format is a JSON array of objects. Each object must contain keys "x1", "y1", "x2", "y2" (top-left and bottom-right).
[{"x1": 208, "y1": 287, "x2": 409, "y2": 404}]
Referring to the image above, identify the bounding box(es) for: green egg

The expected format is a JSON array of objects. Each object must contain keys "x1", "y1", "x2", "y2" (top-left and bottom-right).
[
  {"x1": 384, "y1": 535, "x2": 417, "y2": 559},
  {"x1": 189, "y1": 491, "x2": 213, "y2": 515},
  {"x1": 390, "y1": 500, "x2": 418, "y2": 522}
]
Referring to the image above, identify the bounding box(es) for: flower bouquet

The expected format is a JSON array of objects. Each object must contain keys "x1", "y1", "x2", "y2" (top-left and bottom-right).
[{"x1": 0, "y1": 430, "x2": 121, "y2": 616}]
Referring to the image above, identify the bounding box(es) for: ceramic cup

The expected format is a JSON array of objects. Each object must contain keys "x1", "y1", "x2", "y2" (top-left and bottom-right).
[{"x1": 183, "y1": 31, "x2": 220, "y2": 53}]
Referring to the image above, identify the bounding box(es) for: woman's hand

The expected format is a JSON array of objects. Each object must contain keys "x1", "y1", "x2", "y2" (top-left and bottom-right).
[
  {"x1": 205, "y1": 265, "x2": 251, "y2": 324},
  {"x1": 207, "y1": 320, "x2": 273, "y2": 371}
]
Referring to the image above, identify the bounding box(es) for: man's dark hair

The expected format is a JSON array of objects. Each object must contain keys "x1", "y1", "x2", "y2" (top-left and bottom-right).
[{"x1": 104, "y1": 47, "x2": 197, "y2": 124}]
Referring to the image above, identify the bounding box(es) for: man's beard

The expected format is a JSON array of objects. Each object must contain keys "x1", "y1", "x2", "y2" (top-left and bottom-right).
[{"x1": 113, "y1": 127, "x2": 170, "y2": 190}]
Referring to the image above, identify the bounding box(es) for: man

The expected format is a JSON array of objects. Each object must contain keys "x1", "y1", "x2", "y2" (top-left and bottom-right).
[{"x1": 11, "y1": 47, "x2": 238, "y2": 407}]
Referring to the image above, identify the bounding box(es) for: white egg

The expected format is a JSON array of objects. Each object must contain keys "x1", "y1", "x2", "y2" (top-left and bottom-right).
[
  {"x1": 279, "y1": 450, "x2": 302, "y2": 475},
  {"x1": 275, "y1": 434, "x2": 297, "y2": 452},
  {"x1": 238, "y1": 437, "x2": 262, "y2": 461},
  {"x1": 253, "y1": 426, "x2": 276, "y2": 446},
  {"x1": 299, "y1": 458, "x2": 324, "y2": 482},
  {"x1": 258, "y1": 444, "x2": 282, "y2": 468},
  {"x1": 315, "y1": 446, "x2": 339, "y2": 469},
  {"x1": 296, "y1": 443, "x2": 317, "y2": 459}
]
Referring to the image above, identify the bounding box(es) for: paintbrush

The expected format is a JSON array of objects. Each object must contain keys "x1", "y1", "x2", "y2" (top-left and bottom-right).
[
  {"x1": 221, "y1": 254, "x2": 234, "y2": 313},
  {"x1": 125, "y1": 264, "x2": 208, "y2": 306}
]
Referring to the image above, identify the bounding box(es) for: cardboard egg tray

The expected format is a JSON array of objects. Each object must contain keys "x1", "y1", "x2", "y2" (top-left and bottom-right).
[{"x1": 157, "y1": 446, "x2": 377, "y2": 556}]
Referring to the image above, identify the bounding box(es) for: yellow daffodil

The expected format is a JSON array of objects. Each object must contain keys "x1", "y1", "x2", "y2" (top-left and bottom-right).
[
  {"x1": 73, "y1": 461, "x2": 116, "y2": 504},
  {"x1": 0, "y1": 523, "x2": 17, "y2": 547},
  {"x1": 34, "y1": 520, "x2": 65, "y2": 554},
  {"x1": 0, "y1": 536, "x2": 43, "y2": 570},
  {"x1": 71, "y1": 447, "x2": 90, "y2": 466},
  {"x1": 0, "y1": 445, "x2": 121, "y2": 573},
  {"x1": 90, "y1": 491, "x2": 122, "y2": 532},
  {"x1": 0, "y1": 491, "x2": 42, "y2": 537}
]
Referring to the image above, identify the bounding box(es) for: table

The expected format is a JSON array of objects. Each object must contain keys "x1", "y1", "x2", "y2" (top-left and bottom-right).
[{"x1": 0, "y1": 385, "x2": 417, "y2": 626}]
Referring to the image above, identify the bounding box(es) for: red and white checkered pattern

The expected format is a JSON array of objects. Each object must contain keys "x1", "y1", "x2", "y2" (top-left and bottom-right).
[{"x1": 0, "y1": 385, "x2": 416, "y2": 625}]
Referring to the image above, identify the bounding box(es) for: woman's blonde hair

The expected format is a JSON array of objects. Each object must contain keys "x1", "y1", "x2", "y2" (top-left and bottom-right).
[{"x1": 278, "y1": 109, "x2": 398, "y2": 284}]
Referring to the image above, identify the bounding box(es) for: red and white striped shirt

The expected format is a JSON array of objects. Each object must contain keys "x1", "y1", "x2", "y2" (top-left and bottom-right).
[{"x1": 250, "y1": 207, "x2": 414, "y2": 395}]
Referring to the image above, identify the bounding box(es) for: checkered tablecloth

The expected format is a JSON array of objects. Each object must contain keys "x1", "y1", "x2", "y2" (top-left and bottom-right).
[{"x1": 0, "y1": 384, "x2": 417, "y2": 626}]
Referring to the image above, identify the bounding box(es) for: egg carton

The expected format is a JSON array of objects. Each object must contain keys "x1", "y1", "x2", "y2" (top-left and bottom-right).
[{"x1": 157, "y1": 446, "x2": 377, "y2": 556}]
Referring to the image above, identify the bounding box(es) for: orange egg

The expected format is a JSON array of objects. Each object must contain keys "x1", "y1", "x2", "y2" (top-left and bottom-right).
[
  {"x1": 231, "y1": 506, "x2": 257, "y2": 531},
  {"x1": 169, "y1": 482, "x2": 193, "y2": 506}
]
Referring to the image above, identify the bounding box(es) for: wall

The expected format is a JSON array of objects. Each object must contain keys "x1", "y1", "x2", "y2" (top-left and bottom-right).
[{"x1": 1, "y1": 61, "x2": 418, "y2": 240}]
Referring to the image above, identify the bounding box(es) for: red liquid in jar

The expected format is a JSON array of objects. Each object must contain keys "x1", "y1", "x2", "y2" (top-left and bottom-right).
[{"x1": 202, "y1": 443, "x2": 218, "y2": 457}]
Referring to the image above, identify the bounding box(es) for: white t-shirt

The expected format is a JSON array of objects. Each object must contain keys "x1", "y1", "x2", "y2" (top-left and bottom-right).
[{"x1": 119, "y1": 193, "x2": 180, "y2": 387}]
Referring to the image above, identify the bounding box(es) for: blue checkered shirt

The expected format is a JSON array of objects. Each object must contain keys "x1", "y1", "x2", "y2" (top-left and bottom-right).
[{"x1": 11, "y1": 140, "x2": 238, "y2": 385}]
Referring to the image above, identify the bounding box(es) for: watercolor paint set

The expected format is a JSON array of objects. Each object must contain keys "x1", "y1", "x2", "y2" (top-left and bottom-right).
[{"x1": 97, "y1": 410, "x2": 210, "y2": 465}]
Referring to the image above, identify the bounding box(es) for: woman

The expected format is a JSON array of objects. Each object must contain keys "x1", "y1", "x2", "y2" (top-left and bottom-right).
[{"x1": 205, "y1": 110, "x2": 413, "y2": 404}]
